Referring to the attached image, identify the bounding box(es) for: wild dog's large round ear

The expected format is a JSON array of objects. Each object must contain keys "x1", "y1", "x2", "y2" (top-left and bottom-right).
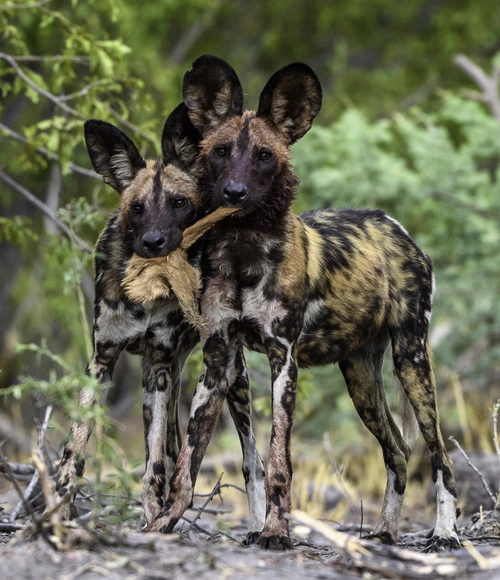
[
  {"x1": 84, "y1": 120, "x2": 146, "y2": 193},
  {"x1": 182, "y1": 54, "x2": 244, "y2": 133},
  {"x1": 161, "y1": 103, "x2": 202, "y2": 171},
  {"x1": 257, "y1": 63, "x2": 322, "y2": 144}
]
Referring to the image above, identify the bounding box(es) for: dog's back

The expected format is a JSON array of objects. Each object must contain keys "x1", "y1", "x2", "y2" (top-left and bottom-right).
[{"x1": 296, "y1": 207, "x2": 434, "y2": 367}]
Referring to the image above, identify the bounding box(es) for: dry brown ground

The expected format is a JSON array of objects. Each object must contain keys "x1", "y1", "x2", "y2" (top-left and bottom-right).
[{"x1": 1, "y1": 475, "x2": 500, "y2": 580}]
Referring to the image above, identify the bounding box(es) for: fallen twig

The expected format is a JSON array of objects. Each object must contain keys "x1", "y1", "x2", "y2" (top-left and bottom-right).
[
  {"x1": 10, "y1": 405, "x2": 54, "y2": 522},
  {"x1": 323, "y1": 431, "x2": 355, "y2": 508},
  {"x1": 0, "y1": 461, "x2": 36, "y2": 479},
  {"x1": 0, "y1": 453, "x2": 57, "y2": 548},
  {"x1": 491, "y1": 400, "x2": 500, "y2": 516},
  {"x1": 0, "y1": 522, "x2": 23, "y2": 533},
  {"x1": 182, "y1": 473, "x2": 224, "y2": 538},
  {"x1": 449, "y1": 436, "x2": 496, "y2": 505},
  {"x1": 292, "y1": 510, "x2": 500, "y2": 578}
]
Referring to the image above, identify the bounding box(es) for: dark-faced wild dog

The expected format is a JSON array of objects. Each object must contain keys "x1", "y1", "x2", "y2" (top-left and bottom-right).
[
  {"x1": 144, "y1": 56, "x2": 460, "y2": 551},
  {"x1": 55, "y1": 103, "x2": 265, "y2": 537}
]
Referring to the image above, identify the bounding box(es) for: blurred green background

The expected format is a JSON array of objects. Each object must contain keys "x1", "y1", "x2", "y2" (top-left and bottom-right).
[{"x1": 1, "y1": 0, "x2": 499, "y2": 513}]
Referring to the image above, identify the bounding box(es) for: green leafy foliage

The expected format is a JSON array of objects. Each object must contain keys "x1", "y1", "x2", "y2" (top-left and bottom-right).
[{"x1": 1, "y1": 0, "x2": 500, "y2": 506}]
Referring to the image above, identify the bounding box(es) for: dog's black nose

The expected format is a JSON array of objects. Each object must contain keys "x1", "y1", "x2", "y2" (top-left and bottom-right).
[
  {"x1": 142, "y1": 230, "x2": 166, "y2": 255},
  {"x1": 223, "y1": 181, "x2": 248, "y2": 205}
]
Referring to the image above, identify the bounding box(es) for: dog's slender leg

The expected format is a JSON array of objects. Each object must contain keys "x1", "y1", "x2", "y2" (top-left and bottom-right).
[
  {"x1": 225, "y1": 346, "x2": 266, "y2": 544},
  {"x1": 141, "y1": 321, "x2": 198, "y2": 522},
  {"x1": 143, "y1": 330, "x2": 236, "y2": 533},
  {"x1": 257, "y1": 337, "x2": 297, "y2": 550},
  {"x1": 141, "y1": 345, "x2": 179, "y2": 523},
  {"x1": 339, "y1": 348, "x2": 411, "y2": 545},
  {"x1": 393, "y1": 337, "x2": 459, "y2": 550}
]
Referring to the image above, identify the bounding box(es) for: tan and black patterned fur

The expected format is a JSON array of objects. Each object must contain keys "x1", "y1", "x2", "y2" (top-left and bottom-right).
[
  {"x1": 145, "y1": 56, "x2": 459, "y2": 551},
  {"x1": 55, "y1": 104, "x2": 266, "y2": 537}
]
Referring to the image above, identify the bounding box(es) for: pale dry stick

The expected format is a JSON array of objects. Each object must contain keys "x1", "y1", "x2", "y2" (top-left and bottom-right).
[
  {"x1": 32, "y1": 451, "x2": 63, "y2": 539},
  {"x1": 0, "y1": 52, "x2": 85, "y2": 119},
  {"x1": 0, "y1": 167, "x2": 92, "y2": 253},
  {"x1": 95, "y1": 98, "x2": 157, "y2": 147},
  {"x1": 0, "y1": 121, "x2": 98, "y2": 178},
  {"x1": 292, "y1": 510, "x2": 465, "y2": 577},
  {"x1": 454, "y1": 53, "x2": 500, "y2": 121},
  {"x1": 0, "y1": 453, "x2": 57, "y2": 547},
  {"x1": 492, "y1": 399, "x2": 500, "y2": 466},
  {"x1": 323, "y1": 431, "x2": 355, "y2": 509},
  {"x1": 0, "y1": 0, "x2": 52, "y2": 11},
  {"x1": 10, "y1": 405, "x2": 53, "y2": 522},
  {"x1": 181, "y1": 473, "x2": 224, "y2": 538},
  {"x1": 491, "y1": 400, "x2": 500, "y2": 515},
  {"x1": 0, "y1": 50, "x2": 157, "y2": 147},
  {"x1": 449, "y1": 436, "x2": 496, "y2": 505},
  {"x1": 461, "y1": 539, "x2": 491, "y2": 571},
  {"x1": 5, "y1": 54, "x2": 90, "y2": 64},
  {"x1": 36, "y1": 405, "x2": 55, "y2": 477}
]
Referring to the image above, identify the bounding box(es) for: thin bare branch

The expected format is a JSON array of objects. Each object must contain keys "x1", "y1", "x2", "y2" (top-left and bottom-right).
[
  {"x1": 9, "y1": 406, "x2": 53, "y2": 522},
  {"x1": 323, "y1": 431, "x2": 355, "y2": 508},
  {"x1": 169, "y1": 1, "x2": 227, "y2": 66},
  {"x1": 0, "y1": 452, "x2": 57, "y2": 548},
  {"x1": 182, "y1": 473, "x2": 224, "y2": 537},
  {"x1": 454, "y1": 53, "x2": 500, "y2": 121},
  {"x1": 32, "y1": 451, "x2": 62, "y2": 537},
  {"x1": 0, "y1": 461, "x2": 35, "y2": 478},
  {"x1": 431, "y1": 189, "x2": 500, "y2": 223},
  {"x1": 0, "y1": 52, "x2": 85, "y2": 119},
  {"x1": 9, "y1": 462, "x2": 40, "y2": 522},
  {"x1": 492, "y1": 400, "x2": 500, "y2": 461},
  {"x1": 491, "y1": 400, "x2": 500, "y2": 514},
  {"x1": 57, "y1": 81, "x2": 104, "y2": 102},
  {"x1": 0, "y1": 0, "x2": 51, "y2": 10},
  {"x1": 6, "y1": 54, "x2": 90, "y2": 65},
  {"x1": 0, "y1": 168, "x2": 92, "y2": 253},
  {"x1": 0, "y1": 122, "x2": 98, "y2": 178},
  {"x1": 95, "y1": 99, "x2": 157, "y2": 147},
  {"x1": 449, "y1": 436, "x2": 496, "y2": 505}
]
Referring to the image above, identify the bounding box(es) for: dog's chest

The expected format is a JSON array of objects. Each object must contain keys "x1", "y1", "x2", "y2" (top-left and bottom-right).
[{"x1": 210, "y1": 231, "x2": 282, "y2": 287}]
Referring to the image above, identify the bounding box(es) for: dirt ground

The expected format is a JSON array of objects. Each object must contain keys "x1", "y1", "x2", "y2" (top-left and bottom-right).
[
  {"x1": 2, "y1": 496, "x2": 500, "y2": 580},
  {"x1": 2, "y1": 447, "x2": 500, "y2": 579}
]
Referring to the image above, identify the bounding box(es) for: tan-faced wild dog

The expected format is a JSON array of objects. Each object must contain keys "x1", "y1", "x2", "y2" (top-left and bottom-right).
[
  {"x1": 144, "y1": 56, "x2": 460, "y2": 551},
  {"x1": 55, "y1": 104, "x2": 265, "y2": 537}
]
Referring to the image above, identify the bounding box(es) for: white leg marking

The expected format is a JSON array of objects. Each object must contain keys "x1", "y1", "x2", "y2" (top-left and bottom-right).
[
  {"x1": 373, "y1": 468, "x2": 404, "y2": 542},
  {"x1": 432, "y1": 470, "x2": 458, "y2": 541},
  {"x1": 142, "y1": 389, "x2": 168, "y2": 523},
  {"x1": 240, "y1": 429, "x2": 266, "y2": 534}
]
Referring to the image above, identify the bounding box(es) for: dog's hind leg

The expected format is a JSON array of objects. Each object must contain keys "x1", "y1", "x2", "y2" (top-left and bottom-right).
[
  {"x1": 339, "y1": 345, "x2": 410, "y2": 546},
  {"x1": 392, "y1": 333, "x2": 459, "y2": 551}
]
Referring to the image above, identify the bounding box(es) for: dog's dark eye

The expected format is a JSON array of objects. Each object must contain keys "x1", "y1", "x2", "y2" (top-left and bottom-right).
[
  {"x1": 215, "y1": 146, "x2": 227, "y2": 157},
  {"x1": 173, "y1": 198, "x2": 187, "y2": 208},
  {"x1": 258, "y1": 150, "x2": 272, "y2": 161},
  {"x1": 131, "y1": 202, "x2": 143, "y2": 215}
]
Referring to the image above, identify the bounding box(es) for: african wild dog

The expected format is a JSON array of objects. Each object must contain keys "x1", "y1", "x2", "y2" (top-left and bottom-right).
[
  {"x1": 55, "y1": 103, "x2": 265, "y2": 538},
  {"x1": 144, "y1": 56, "x2": 460, "y2": 551}
]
